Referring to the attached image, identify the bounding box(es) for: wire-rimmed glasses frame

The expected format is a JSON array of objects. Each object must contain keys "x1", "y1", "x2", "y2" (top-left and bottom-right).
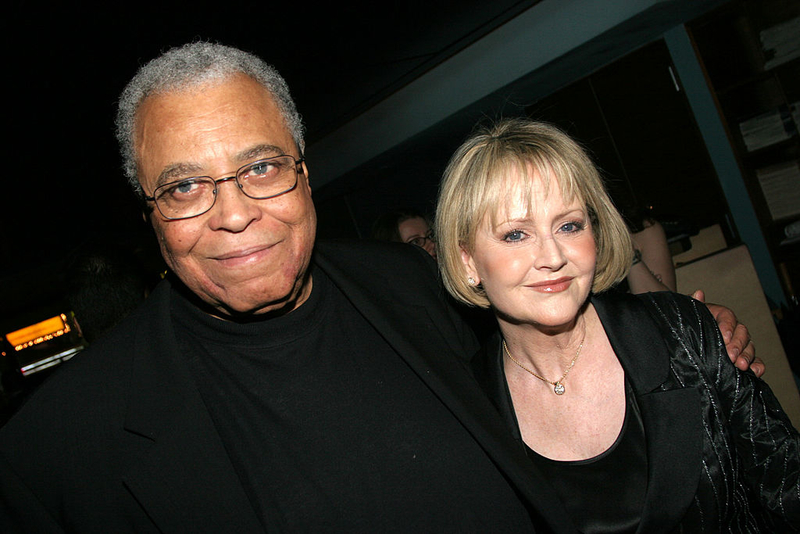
[
  {"x1": 406, "y1": 230, "x2": 435, "y2": 248},
  {"x1": 144, "y1": 155, "x2": 305, "y2": 220}
]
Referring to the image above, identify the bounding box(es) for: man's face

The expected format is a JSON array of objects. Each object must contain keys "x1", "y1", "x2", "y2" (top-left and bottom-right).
[{"x1": 135, "y1": 74, "x2": 316, "y2": 317}]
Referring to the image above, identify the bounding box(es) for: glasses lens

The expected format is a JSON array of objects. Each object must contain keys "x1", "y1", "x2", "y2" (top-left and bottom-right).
[
  {"x1": 408, "y1": 232, "x2": 434, "y2": 247},
  {"x1": 238, "y1": 156, "x2": 299, "y2": 199},
  {"x1": 155, "y1": 177, "x2": 216, "y2": 219}
]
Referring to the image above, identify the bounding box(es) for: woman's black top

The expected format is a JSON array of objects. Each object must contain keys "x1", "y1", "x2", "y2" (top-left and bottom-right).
[{"x1": 523, "y1": 380, "x2": 648, "y2": 534}]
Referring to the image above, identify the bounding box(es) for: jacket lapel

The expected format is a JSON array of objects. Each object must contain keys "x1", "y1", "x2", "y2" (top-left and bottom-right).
[
  {"x1": 593, "y1": 292, "x2": 702, "y2": 534},
  {"x1": 121, "y1": 282, "x2": 264, "y2": 533},
  {"x1": 314, "y1": 243, "x2": 578, "y2": 534}
]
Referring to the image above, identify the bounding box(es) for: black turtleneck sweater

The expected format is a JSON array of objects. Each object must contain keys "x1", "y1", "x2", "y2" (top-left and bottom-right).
[{"x1": 173, "y1": 267, "x2": 534, "y2": 532}]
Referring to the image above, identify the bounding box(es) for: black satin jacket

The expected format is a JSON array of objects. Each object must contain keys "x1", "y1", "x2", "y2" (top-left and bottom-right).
[{"x1": 471, "y1": 290, "x2": 800, "y2": 533}]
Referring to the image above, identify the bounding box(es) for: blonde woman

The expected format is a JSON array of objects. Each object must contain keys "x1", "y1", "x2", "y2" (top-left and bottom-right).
[{"x1": 435, "y1": 118, "x2": 799, "y2": 532}]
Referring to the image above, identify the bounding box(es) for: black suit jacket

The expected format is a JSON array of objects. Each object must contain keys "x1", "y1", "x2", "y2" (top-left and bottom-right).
[
  {"x1": 0, "y1": 240, "x2": 575, "y2": 533},
  {"x1": 471, "y1": 290, "x2": 800, "y2": 533}
]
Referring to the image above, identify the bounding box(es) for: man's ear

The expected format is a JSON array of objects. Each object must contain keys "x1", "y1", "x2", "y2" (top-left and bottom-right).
[
  {"x1": 141, "y1": 204, "x2": 156, "y2": 223},
  {"x1": 300, "y1": 160, "x2": 311, "y2": 194}
]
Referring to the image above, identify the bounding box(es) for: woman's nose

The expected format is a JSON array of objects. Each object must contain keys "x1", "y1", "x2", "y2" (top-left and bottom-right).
[{"x1": 533, "y1": 236, "x2": 567, "y2": 270}]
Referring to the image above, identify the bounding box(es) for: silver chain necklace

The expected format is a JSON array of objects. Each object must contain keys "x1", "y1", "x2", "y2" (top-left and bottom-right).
[{"x1": 502, "y1": 330, "x2": 585, "y2": 396}]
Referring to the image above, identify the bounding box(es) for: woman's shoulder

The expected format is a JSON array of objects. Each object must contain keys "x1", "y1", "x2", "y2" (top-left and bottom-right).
[
  {"x1": 594, "y1": 290, "x2": 718, "y2": 366},
  {"x1": 633, "y1": 292, "x2": 728, "y2": 380},
  {"x1": 594, "y1": 288, "x2": 700, "y2": 320},
  {"x1": 623, "y1": 290, "x2": 710, "y2": 325}
]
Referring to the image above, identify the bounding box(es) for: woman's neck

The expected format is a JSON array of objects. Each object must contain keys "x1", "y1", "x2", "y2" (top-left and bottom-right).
[{"x1": 498, "y1": 304, "x2": 595, "y2": 378}]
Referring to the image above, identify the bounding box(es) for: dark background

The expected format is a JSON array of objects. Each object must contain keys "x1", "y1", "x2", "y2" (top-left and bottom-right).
[
  {"x1": 2, "y1": 0, "x2": 540, "y2": 329},
  {"x1": 4, "y1": 0, "x2": 792, "y2": 331}
]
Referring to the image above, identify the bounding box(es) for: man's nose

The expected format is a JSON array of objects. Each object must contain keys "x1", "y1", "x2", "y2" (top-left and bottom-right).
[{"x1": 207, "y1": 178, "x2": 261, "y2": 232}]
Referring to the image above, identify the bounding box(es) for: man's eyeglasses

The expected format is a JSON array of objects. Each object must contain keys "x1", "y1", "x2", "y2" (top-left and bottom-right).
[
  {"x1": 406, "y1": 231, "x2": 435, "y2": 248},
  {"x1": 144, "y1": 155, "x2": 305, "y2": 220}
]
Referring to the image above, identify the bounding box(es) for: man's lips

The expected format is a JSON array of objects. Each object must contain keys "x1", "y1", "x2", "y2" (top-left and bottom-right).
[
  {"x1": 213, "y1": 244, "x2": 275, "y2": 266},
  {"x1": 529, "y1": 277, "x2": 573, "y2": 293}
]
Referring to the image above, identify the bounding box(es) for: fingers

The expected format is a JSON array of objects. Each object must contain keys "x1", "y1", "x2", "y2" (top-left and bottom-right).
[
  {"x1": 735, "y1": 345, "x2": 762, "y2": 376},
  {"x1": 708, "y1": 303, "x2": 736, "y2": 344},
  {"x1": 700, "y1": 298, "x2": 761, "y2": 376},
  {"x1": 733, "y1": 339, "x2": 761, "y2": 377},
  {"x1": 726, "y1": 323, "x2": 750, "y2": 359},
  {"x1": 750, "y1": 356, "x2": 766, "y2": 378}
]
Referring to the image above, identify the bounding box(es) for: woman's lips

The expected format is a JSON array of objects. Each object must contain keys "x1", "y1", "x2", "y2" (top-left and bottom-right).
[{"x1": 529, "y1": 277, "x2": 573, "y2": 293}]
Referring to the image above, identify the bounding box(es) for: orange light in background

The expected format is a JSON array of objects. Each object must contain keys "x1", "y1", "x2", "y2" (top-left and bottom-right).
[{"x1": 6, "y1": 314, "x2": 72, "y2": 351}]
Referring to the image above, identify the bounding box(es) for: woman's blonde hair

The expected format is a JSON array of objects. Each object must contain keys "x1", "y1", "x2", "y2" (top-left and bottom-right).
[{"x1": 435, "y1": 118, "x2": 633, "y2": 308}]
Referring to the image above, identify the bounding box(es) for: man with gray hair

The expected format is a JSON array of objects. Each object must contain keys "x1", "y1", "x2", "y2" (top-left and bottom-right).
[
  {"x1": 0, "y1": 41, "x2": 549, "y2": 533},
  {"x1": 0, "y1": 42, "x2": 753, "y2": 532}
]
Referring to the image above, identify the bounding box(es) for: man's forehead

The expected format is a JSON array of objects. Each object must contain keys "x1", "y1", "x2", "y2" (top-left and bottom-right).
[
  {"x1": 153, "y1": 144, "x2": 288, "y2": 185},
  {"x1": 135, "y1": 76, "x2": 297, "y2": 186},
  {"x1": 135, "y1": 75, "x2": 289, "y2": 140}
]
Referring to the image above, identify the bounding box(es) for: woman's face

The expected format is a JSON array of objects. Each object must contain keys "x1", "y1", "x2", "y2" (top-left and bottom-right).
[
  {"x1": 398, "y1": 216, "x2": 437, "y2": 260},
  {"x1": 460, "y1": 169, "x2": 596, "y2": 331}
]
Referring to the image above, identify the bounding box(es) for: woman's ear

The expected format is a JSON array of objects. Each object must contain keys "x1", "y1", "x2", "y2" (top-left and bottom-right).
[{"x1": 460, "y1": 245, "x2": 479, "y2": 286}]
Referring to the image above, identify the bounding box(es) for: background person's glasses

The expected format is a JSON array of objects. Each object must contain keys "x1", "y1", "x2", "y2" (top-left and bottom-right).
[
  {"x1": 145, "y1": 155, "x2": 304, "y2": 220},
  {"x1": 407, "y1": 231, "x2": 435, "y2": 248}
]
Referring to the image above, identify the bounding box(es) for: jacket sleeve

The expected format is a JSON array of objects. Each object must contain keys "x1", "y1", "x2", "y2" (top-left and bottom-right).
[
  {"x1": 0, "y1": 452, "x2": 65, "y2": 533},
  {"x1": 671, "y1": 295, "x2": 800, "y2": 530},
  {"x1": 402, "y1": 243, "x2": 482, "y2": 361}
]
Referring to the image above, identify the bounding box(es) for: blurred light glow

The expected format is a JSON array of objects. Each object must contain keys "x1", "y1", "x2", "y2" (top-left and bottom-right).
[{"x1": 6, "y1": 314, "x2": 71, "y2": 351}]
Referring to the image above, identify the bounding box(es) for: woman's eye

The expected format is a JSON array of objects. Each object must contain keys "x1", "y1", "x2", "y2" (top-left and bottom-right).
[
  {"x1": 560, "y1": 221, "x2": 585, "y2": 233},
  {"x1": 504, "y1": 230, "x2": 525, "y2": 242}
]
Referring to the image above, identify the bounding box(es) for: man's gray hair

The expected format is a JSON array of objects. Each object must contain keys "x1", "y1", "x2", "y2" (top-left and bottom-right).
[{"x1": 115, "y1": 41, "x2": 305, "y2": 196}]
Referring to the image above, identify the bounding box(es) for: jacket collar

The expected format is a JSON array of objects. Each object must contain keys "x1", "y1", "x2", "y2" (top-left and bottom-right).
[
  {"x1": 591, "y1": 291, "x2": 669, "y2": 392},
  {"x1": 474, "y1": 291, "x2": 703, "y2": 534},
  {"x1": 121, "y1": 279, "x2": 266, "y2": 532},
  {"x1": 592, "y1": 291, "x2": 703, "y2": 533}
]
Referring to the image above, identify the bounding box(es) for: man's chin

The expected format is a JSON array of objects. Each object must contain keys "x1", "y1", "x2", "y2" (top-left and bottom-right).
[{"x1": 205, "y1": 278, "x2": 314, "y2": 321}]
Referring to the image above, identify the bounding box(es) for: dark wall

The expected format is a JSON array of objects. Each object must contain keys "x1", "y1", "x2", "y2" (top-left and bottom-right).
[
  {"x1": 528, "y1": 40, "x2": 732, "y2": 235},
  {"x1": 314, "y1": 39, "x2": 734, "y2": 245}
]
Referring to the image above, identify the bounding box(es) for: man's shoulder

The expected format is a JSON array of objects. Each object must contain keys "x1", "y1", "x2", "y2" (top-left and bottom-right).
[
  {"x1": 313, "y1": 239, "x2": 469, "y2": 325},
  {"x1": 316, "y1": 238, "x2": 433, "y2": 266},
  {"x1": 0, "y1": 341, "x2": 128, "y2": 481},
  {"x1": 0, "y1": 281, "x2": 171, "y2": 440},
  {"x1": 315, "y1": 238, "x2": 439, "y2": 285}
]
